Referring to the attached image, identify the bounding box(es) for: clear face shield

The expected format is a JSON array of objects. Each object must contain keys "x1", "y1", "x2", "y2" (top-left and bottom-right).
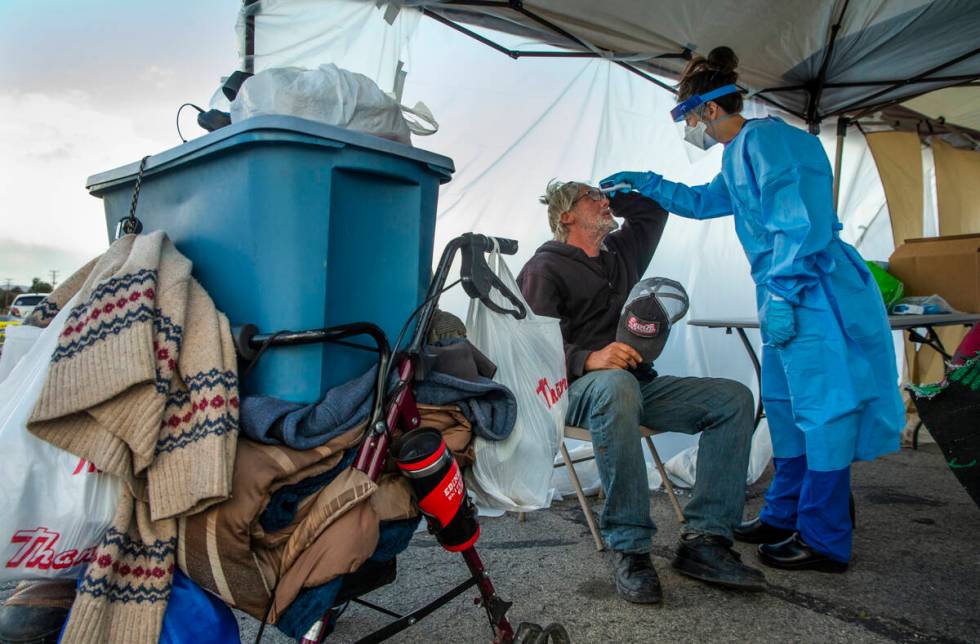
[{"x1": 670, "y1": 84, "x2": 740, "y2": 153}]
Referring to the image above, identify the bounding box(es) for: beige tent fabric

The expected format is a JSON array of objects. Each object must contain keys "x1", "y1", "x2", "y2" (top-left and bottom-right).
[
  {"x1": 933, "y1": 139, "x2": 980, "y2": 236},
  {"x1": 864, "y1": 131, "x2": 964, "y2": 431},
  {"x1": 903, "y1": 87, "x2": 980, "y2": 132},
  {"x1": 866, "y1": 131, "x2": 924, "y2": 247}
]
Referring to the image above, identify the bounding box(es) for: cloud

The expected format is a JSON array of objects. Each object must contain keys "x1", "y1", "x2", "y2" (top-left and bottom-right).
[
  {"x1": 0, "y1": 90, "x2": 178, "y2": 257},
  {"x1": 0, "y1": 1, "x2": 242, "y2": 113},
  {"x1": 140, "y1": 65, "x2": 177, "y2": 90},
  {"x1": 0, "y1": 1, "x2": 241, "y2": 288},
  {"x1": 0, "y1": 238, "x2": 96, "y2": 287}
]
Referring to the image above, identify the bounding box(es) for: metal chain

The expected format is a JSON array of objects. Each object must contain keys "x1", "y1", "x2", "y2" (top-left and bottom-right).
[{"x1": 121, "y1": 155, "x2": 150, "y2": 235}]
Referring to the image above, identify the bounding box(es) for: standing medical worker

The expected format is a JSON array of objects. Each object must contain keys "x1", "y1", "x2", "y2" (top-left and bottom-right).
[{"x1": 603, "y1": 47, "x2": 903, "y2": 572}]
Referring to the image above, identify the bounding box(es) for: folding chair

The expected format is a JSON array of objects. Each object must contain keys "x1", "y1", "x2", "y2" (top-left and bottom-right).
[{"x1": 559, "y1": 425, "x2": 685, "y2": 551}]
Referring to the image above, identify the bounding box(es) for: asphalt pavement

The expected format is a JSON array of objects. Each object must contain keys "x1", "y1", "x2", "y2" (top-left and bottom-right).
[{"x1": 4, "y1": 443, "x2": 977, "y2": 643}]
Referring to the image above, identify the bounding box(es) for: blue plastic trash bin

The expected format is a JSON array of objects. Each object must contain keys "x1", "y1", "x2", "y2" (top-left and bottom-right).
[{"x1": 86, "y1": 116, "x2": 454, "y2": 403}]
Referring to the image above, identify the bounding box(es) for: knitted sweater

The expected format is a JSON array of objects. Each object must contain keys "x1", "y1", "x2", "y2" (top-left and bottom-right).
[{"x1": 26, "y1": 232, "x2": 239, "y2": 643}]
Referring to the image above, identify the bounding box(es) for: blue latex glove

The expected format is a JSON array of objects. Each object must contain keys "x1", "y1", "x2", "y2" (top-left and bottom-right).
[
  {"x1": 762, "y1": 295, "x2": 796, "y2": 347},
  {"x1": 600, "y1": 171, "x2": 662, "y2": 197}
]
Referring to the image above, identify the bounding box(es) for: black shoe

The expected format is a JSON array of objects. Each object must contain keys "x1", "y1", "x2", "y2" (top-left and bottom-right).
[
  {"x1": 671, "y1": 534, "x2": 767, "y2": 591},
  {"x1": 612, "y1": 552, "x2": 663, "y2": 604},
  {"x1": 758, "y1": 533, "x2": 849, "y2": 573},
  {"x1": 733, "y1": 516, "x2": 795, "y2": 544}
]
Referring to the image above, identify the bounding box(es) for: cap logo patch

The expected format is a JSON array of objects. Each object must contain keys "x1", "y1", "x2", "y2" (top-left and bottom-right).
[{"x1": 627, "y1": 315, "x2": 658, "y2": 337}]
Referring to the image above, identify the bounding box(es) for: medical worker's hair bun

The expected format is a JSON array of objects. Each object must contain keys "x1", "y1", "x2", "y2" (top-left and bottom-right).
[
  {"x1": 706, "y1": 46, "x2": 738, "y2": 74},
  {"x1": 677, "y1": 45, "x2": 743, "y2": 113}
]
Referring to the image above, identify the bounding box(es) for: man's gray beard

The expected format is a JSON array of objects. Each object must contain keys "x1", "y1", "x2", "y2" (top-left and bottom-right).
[{"x1": 591, "y1": 217, "x2": 619, "y2": 243}]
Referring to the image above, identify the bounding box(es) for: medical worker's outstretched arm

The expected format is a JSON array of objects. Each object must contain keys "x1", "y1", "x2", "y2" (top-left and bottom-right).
[
  {"x1": 746, "y1": 127, "x2": 835, "y2": 304},
  {"x1": 601, "y1": 171, "x2": 733, "y2": 220}
]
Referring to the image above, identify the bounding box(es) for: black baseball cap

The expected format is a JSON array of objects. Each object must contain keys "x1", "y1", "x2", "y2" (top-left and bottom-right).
[{"x1": 616, "y1": 277, "x2": 689, "y2": 362}]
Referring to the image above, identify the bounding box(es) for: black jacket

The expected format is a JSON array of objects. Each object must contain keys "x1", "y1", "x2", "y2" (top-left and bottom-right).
[{"x1": 516, "y1": 192, "x2": 669, "y2": 381}]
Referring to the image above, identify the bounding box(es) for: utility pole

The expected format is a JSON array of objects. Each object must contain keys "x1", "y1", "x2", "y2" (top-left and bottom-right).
[
  {"x1": 2, "y1": 278, "x2": 11, "y2": 308},
  {"x1": 49, "y1": 270, "x2": 59, "y2": 287}
]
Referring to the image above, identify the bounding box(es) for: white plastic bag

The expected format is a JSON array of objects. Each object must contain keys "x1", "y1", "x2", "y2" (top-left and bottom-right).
[
  {"x1": 230, "y1": 63, "x2": 438, "y2": 144},
  {"x1": 0, "y1": 295, "x2": 121, "y2": 581},
  {"x1": 0, "y1": 324, "x2": 42, "y2": 384},
  {"x1": 465, "y1": 249, "x2": 567, "y2": 512}
]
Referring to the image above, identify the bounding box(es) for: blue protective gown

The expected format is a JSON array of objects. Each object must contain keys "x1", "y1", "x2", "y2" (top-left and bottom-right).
[{"x1": 643, "y1": 116, "x2": 903, "y2": 472}]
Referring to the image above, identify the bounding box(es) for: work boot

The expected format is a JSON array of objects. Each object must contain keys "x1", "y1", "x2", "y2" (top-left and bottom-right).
[
  {"x1": 672, "y1": 534, "x2": 767, "y2": 591},
  {"x1": 0, "y1": 580, "x2": 75, "y2": 644},
  {"x1": 612, "y1": 552, "x2": 663, "y2": 604}
]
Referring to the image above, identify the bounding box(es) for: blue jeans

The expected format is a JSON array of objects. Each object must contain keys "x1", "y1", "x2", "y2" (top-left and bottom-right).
[{"x1": 565, "y1": 370, "x2": 756, "y2": 553}]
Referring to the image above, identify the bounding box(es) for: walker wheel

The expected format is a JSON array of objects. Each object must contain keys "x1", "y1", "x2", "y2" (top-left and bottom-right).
[{"x1": 515, "y1": 622, "x2": 570, "y2": 644}]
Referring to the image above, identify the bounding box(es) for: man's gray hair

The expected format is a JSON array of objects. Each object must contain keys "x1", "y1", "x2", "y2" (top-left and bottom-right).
[{"x1": 539, "y1": 179, "x2": 585, "y2": 242}]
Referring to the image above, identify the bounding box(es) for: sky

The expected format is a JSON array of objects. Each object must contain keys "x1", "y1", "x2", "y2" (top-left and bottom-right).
[{"x1": 0, "y1": 0, "x2": 242, "y2": 288}]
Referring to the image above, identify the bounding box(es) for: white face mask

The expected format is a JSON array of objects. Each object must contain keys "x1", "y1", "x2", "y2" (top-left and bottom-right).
[
  {"x1": 683, "y1": 120, "x2": 718, "y2": 151},
  {"x1": 683, "y1": 107, "x2": 734, "y2": 151}
]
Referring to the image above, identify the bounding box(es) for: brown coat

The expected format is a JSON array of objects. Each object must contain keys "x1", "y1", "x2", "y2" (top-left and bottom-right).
[{"x1": 178, "y1": 403, "x2": 474, "y2": 622}]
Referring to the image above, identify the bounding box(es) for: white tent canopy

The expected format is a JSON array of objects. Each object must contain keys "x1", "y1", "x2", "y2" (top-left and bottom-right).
[{"x1": 387, "y1": 0, "x2": 980, "y2": 130}]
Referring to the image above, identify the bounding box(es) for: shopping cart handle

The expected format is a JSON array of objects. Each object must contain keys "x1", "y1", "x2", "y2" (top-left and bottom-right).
[
  {"x1": 464, "y1": 233, "x2": 518, "y2": 256},
  {"x1": 493, "y1": 236, "x2": 519, "y2": 255}
]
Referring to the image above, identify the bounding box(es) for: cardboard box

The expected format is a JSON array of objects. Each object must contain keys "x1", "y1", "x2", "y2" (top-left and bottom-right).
[{"x1": 889, "y1": 233, "x2": 980, "y2": 313}]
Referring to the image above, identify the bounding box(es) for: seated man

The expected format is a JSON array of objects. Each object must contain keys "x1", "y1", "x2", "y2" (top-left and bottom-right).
[{"x1": 517, "y1": 180, "x2": 765, "y2": 603}]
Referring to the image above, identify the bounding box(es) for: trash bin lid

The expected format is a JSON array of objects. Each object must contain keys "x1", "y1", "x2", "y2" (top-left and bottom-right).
[{"x1": 86, "y1": 115, "x2": 455, "y2": 194}]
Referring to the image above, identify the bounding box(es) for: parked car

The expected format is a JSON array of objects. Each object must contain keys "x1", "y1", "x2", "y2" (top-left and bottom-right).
[{"x1": 9, "y1": 293, "x2": 46, "y2": 320}]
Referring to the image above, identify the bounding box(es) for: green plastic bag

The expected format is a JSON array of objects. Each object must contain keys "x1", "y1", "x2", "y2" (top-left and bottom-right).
[{"x1": 865, "y1": 261, "x2": 904, "y2": 309}]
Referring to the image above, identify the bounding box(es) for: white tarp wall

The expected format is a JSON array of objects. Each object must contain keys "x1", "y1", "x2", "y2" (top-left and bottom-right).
[{"x1": 242, "y1": 0, "x2": 900, "y2": 494}]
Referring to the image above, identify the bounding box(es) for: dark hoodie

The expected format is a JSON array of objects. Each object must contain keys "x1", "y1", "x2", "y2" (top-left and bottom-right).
[{"x1": 516, "y1": 192, "x2": 669, "y2": 381}]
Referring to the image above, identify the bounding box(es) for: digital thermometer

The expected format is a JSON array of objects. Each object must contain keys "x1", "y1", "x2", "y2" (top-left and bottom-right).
[{"x1": 599, "y1": 181, "x2": 631, "y2": 194}]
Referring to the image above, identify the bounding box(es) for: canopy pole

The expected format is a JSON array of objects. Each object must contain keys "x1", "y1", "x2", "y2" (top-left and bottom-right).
[
  {"x1": 805, "y1": 0, "x2": 850, "y2": 134},
  {"x1": 428, "y1": 2, "x2": 687, "y2": 94},
  {"x1": 833, "y1": 117, "x2": 849, "y2": 213}
]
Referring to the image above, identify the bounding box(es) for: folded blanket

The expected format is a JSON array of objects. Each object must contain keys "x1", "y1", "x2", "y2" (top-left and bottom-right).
[
  {"x1": 241, "y1": 349, "x2": 515, "y2": 448},
  {"x1": 414, "y1": 370, "x2": 515, "y2": 441},
  {"x1": 241, "y1": 368, "x2": 376, "y2": 449}
]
